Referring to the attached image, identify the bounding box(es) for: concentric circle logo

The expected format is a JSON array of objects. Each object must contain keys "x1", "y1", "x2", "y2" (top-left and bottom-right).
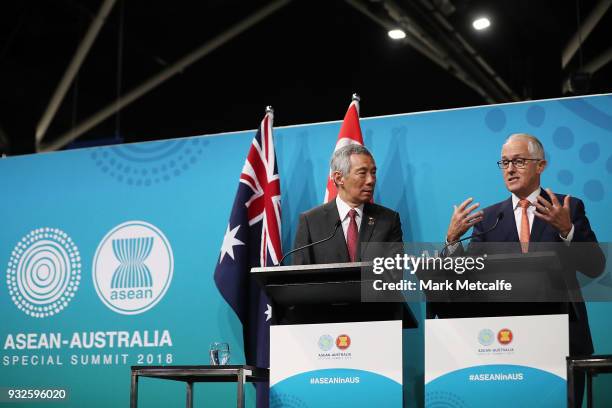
[
  {"x1": 336, "y1": 334, "x2": 351, "y2": 350},
  {"x1": 497, "y1": 328, "x2": 513, "y2": 345},
  {"x1": 6, "y1": 228, "x2": 81, "y2": 318},
  {"x1": 90, "y1": 138, "x2": 206, "y2": 187},
  {"x1": 92, "y1": 221, "x2": 173, "y2": 315},
  {"x1": 478, "y1": 329, "x2": 495, "y2": 346},
  {"x1": 318, "y1": 334, "x2": 334, "y2": 352}
]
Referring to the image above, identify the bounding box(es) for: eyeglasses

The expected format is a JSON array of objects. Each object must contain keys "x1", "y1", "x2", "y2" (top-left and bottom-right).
[{"x1": 496, "y1": 158, "x2": 541, "y2": 169}]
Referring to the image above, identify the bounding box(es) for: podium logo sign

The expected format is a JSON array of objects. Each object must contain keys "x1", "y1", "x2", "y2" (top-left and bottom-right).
[
  {"x1": 316, "y1": 332, "x2": 354, "y2": 361},
  {"x1": 318, "y1": 335, "x2": 334, "y2": 352},
  {"x1": 93, "y1": 221, "x2": 173, "y2": 315},
  {"x1": 497, "y1": 328, "x2": 513, "y2": 345},
  {"x1": 336, "y1": 334, "x2": 351, "y2": 350},
  {"x1": 6, "y1": 228, "x2": 81, "y2": 318},
  {"x1": 478, "y1": 329, "x2": 495, "y2": 346}
]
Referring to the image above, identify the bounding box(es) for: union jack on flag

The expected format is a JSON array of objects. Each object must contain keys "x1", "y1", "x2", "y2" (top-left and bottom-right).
[
  {"x1": 238, "y1": 112, "x2": 282, "y2": 266},
  {"x1": 214, "y1": 109, "x2": 281, "y2": 408}
]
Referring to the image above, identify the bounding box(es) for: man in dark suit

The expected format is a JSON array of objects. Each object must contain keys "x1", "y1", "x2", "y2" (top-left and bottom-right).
[
  {"x1": 286, "y1": 144, "x2": 404, "y2": 325},
  {"x1": 441, "y1": 133, "x2": 605, "y2": 405},
  {"x1": 292, "y1": 143, "x2": 403, "y2": 265}
]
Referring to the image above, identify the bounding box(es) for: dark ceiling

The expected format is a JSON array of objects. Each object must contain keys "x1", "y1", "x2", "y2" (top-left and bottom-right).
[{"x1": 1, "y1": 0, "x2": 611, "y2": 155}]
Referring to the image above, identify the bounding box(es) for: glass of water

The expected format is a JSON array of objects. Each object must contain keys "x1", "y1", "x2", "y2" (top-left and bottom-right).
[{"x1": 209, "y1": 342, "x2": 230, "y2": 365}]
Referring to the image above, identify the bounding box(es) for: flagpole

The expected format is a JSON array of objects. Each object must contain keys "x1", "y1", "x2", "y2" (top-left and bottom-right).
[
  {"x1": 352, "y1": 93, "x2": 360, "y2": 115},
  {"x1": 265, "y1": 105, "x2": 274, "y2": 114}
]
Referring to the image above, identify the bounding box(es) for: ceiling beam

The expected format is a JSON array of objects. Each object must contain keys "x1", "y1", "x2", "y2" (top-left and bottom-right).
[
  {"x1": 35, "y1": 0, "x2": 117, "y2": 144},
  {"x1": 38, "y1": 0, "x2": 292, "y2": 152},
  {"x1": 562, "y1": 0, "x2": 612, "y2": 69},
  {"x1": 347, "y1": 0, "x2": 519, "y2": 103},
  {"x1": 410, "y1": 0, "x2": 519, "y2": 102},
  {"x1": 583, "y1": 46, "x2": 612, "y2": 74},
  {"x1": 346, "y1": 0, "x2": 491, "y2": 101}
]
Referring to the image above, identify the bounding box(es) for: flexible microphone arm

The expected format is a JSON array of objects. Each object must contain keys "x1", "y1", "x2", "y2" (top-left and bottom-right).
[{"x1": 278, "y1": 220, "x2": 342, "y2": 265}]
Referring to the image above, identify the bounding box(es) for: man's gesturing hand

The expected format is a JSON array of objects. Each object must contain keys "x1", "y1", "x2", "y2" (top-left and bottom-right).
[
  {"x1": 534, "y1": 188, "x2": 573, "y2": 238},
  {"x1": 446, "y1": 197, "x2": 484, "y2": 243}
]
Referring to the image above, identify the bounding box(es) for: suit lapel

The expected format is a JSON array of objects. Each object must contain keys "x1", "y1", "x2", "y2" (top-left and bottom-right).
[
  {"x1": 358, "y1": 204, "x2": 376, "y2": 260},
  {"x1": 500, "y1": 197, "x2": 519, "y2": 242},
  {"x1": 323, "y1": 201, "x2": 350, "y2": 262},
  {"x1": 530, "y1": 189, "x2": 549, "y2": 242}
]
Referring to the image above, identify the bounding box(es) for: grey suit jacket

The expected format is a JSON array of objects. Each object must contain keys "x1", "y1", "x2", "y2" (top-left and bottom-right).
[{"x1": 292, "y1": 201, "x2": 403, "y2": 265}]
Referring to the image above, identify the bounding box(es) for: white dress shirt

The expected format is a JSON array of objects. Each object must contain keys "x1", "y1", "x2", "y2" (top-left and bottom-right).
[
  {"x1": 335, "y1": 196, "x2": 364, "y2": 242},
  {"x1": 512, "y1": 188, "x2": 540, "y2": 238},
  {"x1": 512, "y1": 187, "x2": 574, "y2": 242}
]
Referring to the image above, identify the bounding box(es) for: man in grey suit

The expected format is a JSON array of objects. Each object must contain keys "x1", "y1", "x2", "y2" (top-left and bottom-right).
[{"x1": 292, "y1": 144, "x2": 403, "y2": 265}]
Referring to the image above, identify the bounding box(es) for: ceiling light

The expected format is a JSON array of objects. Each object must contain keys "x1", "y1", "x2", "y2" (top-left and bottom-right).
[
  {"x1": 388, "y1": 29, "x2": 406, "y2": 40},
  {"x1": 472, "y1": 17, "x2": 491, "y2": 31}
]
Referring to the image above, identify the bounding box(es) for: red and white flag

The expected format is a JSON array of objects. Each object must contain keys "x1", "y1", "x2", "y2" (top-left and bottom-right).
[{"x1": 323, "y1": 97, "x2": 365, "y2": 203}]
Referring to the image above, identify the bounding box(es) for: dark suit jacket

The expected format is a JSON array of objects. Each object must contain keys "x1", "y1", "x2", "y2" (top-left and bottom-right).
[
  {"x1": 292, "y1": 200, "x2": 403, "y2": 265},
  {"x1": 434, "y1": 190, "x2": 605, "y2": 355}
]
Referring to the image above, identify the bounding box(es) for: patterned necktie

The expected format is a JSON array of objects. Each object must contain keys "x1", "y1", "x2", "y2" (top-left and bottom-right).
[
  {"x1": 346, "y1": 209, "x2": 358, "y2": 262},
  {"x1": 519, "y1": 199, "x2": 530, "y2": 253}
]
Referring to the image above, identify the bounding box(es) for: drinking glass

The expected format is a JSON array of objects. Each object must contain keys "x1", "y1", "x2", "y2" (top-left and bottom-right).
[{"x1": 209, "y1": 342, "x2": 230, "y2": 365}]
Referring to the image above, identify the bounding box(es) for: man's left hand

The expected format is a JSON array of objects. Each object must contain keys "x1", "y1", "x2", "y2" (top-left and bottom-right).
[{"x1": 534, "y1": 188, "x2": 573, "y2": 238}]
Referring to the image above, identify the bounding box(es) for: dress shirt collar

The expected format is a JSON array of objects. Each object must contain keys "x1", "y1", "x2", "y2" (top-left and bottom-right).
[
  {"x1": 512, "y1": 187, "x2": 541, "y2": 210},
  {"x1": 335, "y1": 196, "x2": 364, "y2": 221}
]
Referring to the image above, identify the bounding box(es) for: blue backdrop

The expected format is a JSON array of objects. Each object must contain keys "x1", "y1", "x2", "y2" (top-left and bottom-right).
[{"x1": 1, "y1": 94, "x2": 610, "y2": 407}]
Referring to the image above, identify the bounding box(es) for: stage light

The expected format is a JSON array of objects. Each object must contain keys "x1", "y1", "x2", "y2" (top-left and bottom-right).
[
  {"x1": 388, "y1": 29, "x2": 406, "y2": 40},
  {"x1": 472, "y1": 17, "x2": 491, "y2": 30}
]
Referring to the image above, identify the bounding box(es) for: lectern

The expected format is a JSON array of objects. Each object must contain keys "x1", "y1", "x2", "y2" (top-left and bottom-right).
[
  {"x1": 251, "y1": 262, "x2": 417, "y2": 326},
  {"x1": 251, "y1": 262, "x2": 417, "y2": 407},
  {"x1": 423, "y1": 251, "x2": 572, "y2": 408}
]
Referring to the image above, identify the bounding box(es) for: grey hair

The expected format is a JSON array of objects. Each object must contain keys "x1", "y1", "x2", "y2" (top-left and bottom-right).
[
  {"x1": 330, "y1": 144, "x2": 373, "y2": 177},
  {"x1": 504, "y1": 133, "x2": 545, "y2": 160}
]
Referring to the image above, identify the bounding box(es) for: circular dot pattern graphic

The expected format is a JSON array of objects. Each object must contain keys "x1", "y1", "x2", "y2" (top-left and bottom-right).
[
  {"x1": 579, "y1": 142, "x2": 600, "y2": 163},
  {"x1": 91, "y1": 138, "x2": 207, "y2": 186},
  {"x1": 6, "y1": 228, "x2": 81, "y2": 318},
  {"x1": 483, "y1": 102, "x2": 608, "y2": 204},
  {"x1": 485, "y1": 108, "x2": 506, "y2": 132},
  {"x1": 526, "y1": 105, "x2": 545, "y2": 127},
  {"x1": 552, "y1": 127, "x2": 574, "y2": 150},
  {"x1": 584, "y1": 180, "x2": 604, "y2": 202}
]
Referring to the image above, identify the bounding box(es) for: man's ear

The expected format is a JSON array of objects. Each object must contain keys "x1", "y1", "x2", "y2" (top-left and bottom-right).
[
  {"x1": 537, "y1": 159, "x2": 547, "y2": 174},
  {"x1": 332, "y1": 171, "x2": 344, "y2": 187}
]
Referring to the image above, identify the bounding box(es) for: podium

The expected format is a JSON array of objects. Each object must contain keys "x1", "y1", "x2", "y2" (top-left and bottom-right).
[
  {"x1": 251, "y1": 262, "x2": 417, "y2": 327},
  {"x1": 425, "y1": 314, "x2": 569, "y2": 408},
  {"x1": 422, "y1": 251, "x2": 572, "y2": 407},
  {"x1": 251, "y1": 262, "x2": 417, "y2": 407}
]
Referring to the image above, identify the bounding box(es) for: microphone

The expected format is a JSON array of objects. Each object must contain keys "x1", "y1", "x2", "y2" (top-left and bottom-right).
[
  {"x1": 278, "y1": 220, "x2": 343, "y2": 265},
  {"x1": 442, "y1": 212, "x2": 504, "y2": 254}
]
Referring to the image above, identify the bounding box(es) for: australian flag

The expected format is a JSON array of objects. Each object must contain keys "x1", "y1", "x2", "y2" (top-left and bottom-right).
[{"x1": 214, "y1": 109, "x2": 281, "y2": 408}]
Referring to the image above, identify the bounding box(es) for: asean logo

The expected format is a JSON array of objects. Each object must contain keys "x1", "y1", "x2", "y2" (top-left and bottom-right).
[
  {"x1": 478, "y1": 329, "x2": 495, "y2": 346},
  {"x1": 6, "y1": 228, "x2": 81, "y2": 318},
  {"x1": 318, "y1": 335, "x2": 334, "y2": 352},
  {"x1": 336, "y1": 334, "x2": 351, "y2": 350},
  {"x1": 497, "y1": 328, "x2": 513, "y2": 345},
  {"x1": 93, "y1": 221, "x2": 173, "y2": 315}
]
